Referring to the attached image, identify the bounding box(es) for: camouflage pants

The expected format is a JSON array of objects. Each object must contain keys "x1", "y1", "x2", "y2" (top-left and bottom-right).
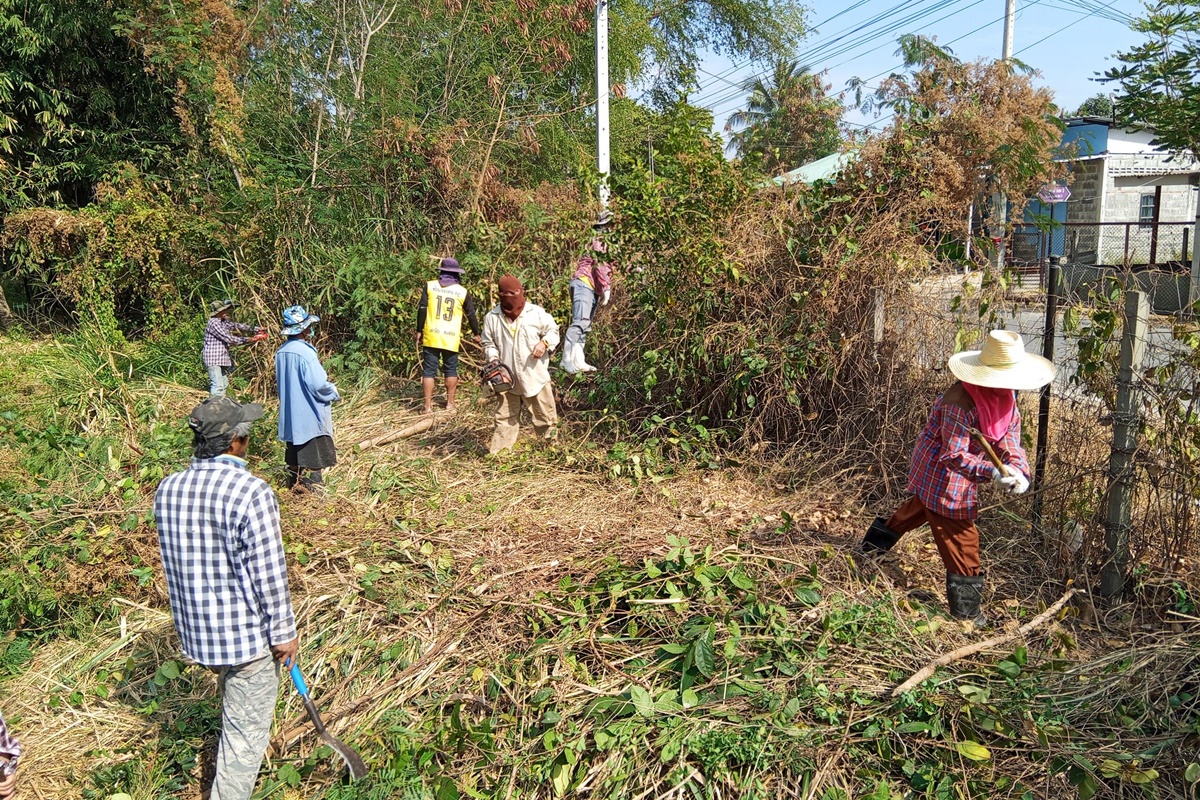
[{"x1": 210, "y1": 653, "x2": 279, "y2": 800}]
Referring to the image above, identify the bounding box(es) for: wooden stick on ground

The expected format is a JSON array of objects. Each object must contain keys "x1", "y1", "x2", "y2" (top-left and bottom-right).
[
  {"x1": 357, "y1": 416, "x2": 435, "y2": 451},
  {"x1": 890, "y1": 588, "x2": 1077, "y2": 697}
]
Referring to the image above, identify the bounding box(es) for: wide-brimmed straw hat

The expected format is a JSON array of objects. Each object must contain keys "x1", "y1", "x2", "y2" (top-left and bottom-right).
[
  {"x1": 209, "y1": 299, "x2": 236, "y2": 317},
  {"x1": 281, "y1": 304, "x2": 320, "y2": 336},
  {"x1": 947, "y1": 330, "x2": 1055, "y2": 391}
]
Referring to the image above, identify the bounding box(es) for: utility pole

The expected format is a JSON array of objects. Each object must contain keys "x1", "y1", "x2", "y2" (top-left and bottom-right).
[
  {"x1": 990, "y1": 0, "x2": 1017, "y2": 271},
  {"x1": 596, "y1": 0, "x2": 611, "y2": 209},
  {"x1": 1002, "y1": 0, "x2": 1015, "y2": 61}
]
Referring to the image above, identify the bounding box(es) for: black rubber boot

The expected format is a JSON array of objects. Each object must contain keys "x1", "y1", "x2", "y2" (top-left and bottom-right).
[
  {"x1": 861, "y1": 517, "x2": 902, "y2": 554},
  {"x1": 946, "y1": 573, "x2": 988, "y2": 627}
]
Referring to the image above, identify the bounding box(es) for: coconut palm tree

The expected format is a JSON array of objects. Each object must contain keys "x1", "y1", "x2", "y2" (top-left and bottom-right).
[{"x1": 724, "y1": 60, "x2": 842, "y2": 173}]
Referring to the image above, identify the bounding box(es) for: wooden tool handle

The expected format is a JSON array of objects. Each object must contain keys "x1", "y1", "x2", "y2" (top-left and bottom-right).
[{"x1": 968, "y1": 427, "x2": 1006, "y2": 471}]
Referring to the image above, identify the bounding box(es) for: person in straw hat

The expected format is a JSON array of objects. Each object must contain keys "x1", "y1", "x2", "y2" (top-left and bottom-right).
[
  {"x1": 203, "y1": 299, "x2": 268, "y2": 397},
  {"x1": 861, "y1": 330, "x2": 1055, "y2": 627}
]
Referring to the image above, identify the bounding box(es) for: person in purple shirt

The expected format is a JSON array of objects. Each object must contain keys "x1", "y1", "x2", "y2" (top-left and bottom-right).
[
  {"x1": 0, "y1": 706, "x2": 20, "y2": 798},
  {"x1": 203, "y1": 299, "x2": 267, "y2": 397},
  {"x1": 561, "y1": 211, "x2": 614, "y2": 374}
]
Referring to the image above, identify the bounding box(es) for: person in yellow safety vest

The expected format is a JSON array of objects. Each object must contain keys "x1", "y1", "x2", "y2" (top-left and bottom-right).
[{"x1": 415, "y1": 257, "x2": 481, "y2": 414}]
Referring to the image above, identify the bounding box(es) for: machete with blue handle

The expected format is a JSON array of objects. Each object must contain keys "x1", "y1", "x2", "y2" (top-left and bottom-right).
[{"x1": 290, "y1": 663, "x2": 368, "y2": 780}]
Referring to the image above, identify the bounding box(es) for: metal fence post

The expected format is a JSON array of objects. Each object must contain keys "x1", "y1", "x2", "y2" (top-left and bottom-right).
[
  {"x1": 1149, "y1": 185, "x2": 1163, "y2": 267},
  {"x1": 1101, "y1": 290, "x2": 1149, "y2": 598},
  {"x1": 1031, "y1": 257, "x2": 1060, "y2": 541}
]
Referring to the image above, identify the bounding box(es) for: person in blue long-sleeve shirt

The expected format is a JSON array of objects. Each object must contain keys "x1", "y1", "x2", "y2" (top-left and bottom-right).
[{"x1": 274, "y1": 305, "x2": 340, "y2": 490}]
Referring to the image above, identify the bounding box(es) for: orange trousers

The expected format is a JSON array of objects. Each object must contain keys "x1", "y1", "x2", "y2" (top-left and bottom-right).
[{"x1": 885, "y1": 496, "x2": 981, "y2": 576}]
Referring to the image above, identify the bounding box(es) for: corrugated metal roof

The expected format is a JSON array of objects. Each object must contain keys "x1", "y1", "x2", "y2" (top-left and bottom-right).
[{"x1": 771, "y1": 150, "x2": 854, "y2": 186}]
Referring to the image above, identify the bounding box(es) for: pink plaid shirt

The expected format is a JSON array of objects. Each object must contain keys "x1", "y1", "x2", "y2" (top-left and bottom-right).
[
  {"x1": 907, "y1": 388, "x2": 1030, "y2": 520},
  {"x1": 202, "y1": 317, "x2": 256, "y2": 367},
  {"x1": 572, "y1": 242, "x2": 613, "y2": 295}
]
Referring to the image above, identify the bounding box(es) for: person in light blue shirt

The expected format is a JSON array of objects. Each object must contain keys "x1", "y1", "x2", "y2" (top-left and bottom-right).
[{"x1": 274, "y1": 305, "x2": 340, "y2": 490}]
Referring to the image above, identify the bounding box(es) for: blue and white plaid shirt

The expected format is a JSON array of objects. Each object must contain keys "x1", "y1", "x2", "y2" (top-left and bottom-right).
[
  {"x1": 203, "y1": 317, "x2": 256, "y2": 367},
  {"x1": 154, "y1": 455, "x2": 297, "y2": 667}
]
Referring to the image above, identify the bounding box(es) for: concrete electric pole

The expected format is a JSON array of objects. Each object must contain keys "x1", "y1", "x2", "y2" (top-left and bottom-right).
[
  {"x1": 596, "y1": 0, "x2": 611, "y2": 209},
  {"x1": 990, "y1": 0, "x2": 1016, "y2": 271}
]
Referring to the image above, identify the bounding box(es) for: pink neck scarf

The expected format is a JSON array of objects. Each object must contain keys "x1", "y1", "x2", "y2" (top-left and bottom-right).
[{"x1": 962, "y1": 382, "x2": 1015, "y2": 440}]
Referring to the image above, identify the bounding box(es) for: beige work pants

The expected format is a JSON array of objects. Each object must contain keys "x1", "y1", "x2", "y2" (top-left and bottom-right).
[{"x1": 489, "y1": 384, "x2": 558, "y2": 454}]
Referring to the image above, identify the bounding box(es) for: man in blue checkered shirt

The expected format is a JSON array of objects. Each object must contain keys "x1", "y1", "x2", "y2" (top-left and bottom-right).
[{"x1": 154, "y1": 397, "x2": 299, "y2": 800}]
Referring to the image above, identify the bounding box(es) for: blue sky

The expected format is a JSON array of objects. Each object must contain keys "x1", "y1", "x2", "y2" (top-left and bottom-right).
[{"x1": 686, "y1": 0, "x2": 1148, "y2": 145}]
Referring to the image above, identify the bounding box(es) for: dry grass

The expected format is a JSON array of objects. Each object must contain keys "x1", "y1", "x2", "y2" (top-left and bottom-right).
[{"x1": 2, "y1": 372, "x2": 1198, "y2": 799}]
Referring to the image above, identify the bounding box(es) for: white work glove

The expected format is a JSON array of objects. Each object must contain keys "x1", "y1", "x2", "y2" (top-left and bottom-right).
[
  {"x1": 602, "y1": 290, "x2": 611, "y2": 306},
  {"x1": 992, "y1": 465, "x2": 1029, "y2": 495}
]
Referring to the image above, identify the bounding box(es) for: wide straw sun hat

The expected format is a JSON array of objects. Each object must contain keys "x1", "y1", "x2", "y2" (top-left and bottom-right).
[{"x1": 947, "y1": 330, "x2": 1056, "y2": 391}]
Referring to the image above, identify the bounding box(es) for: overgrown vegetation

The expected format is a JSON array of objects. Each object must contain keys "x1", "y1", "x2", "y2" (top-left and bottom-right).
[
  {"x1": 2, "y1": 0, "x2": 1199, "y2": 797},
  {"x1": 1, "y1": 328, "x2": 1197, "y2": 798}
]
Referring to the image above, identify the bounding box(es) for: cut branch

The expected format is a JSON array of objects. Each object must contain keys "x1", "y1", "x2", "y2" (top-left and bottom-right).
[{"x1": 890, "y1": 588, "x2": 1078, "y2": 697}]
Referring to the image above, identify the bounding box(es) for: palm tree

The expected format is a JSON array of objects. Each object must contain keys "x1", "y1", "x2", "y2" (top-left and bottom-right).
[{"x1": 724, "y1": 61, "x2": 842, "y2": 172}]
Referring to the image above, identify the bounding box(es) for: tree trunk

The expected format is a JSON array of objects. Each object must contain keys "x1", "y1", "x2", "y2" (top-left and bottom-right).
[{"x1": 0, "y1": 286, "x2": 14, "y2": 328}]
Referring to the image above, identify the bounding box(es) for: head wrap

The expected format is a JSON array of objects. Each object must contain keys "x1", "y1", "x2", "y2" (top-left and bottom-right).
[
  {"x1": 439, "y1": 257, "x2": 464, "y2": 287},
  {"x1": 498, "y1": 275, "x2": 526, "y2": 321},
  {"x1": 962, "y1": 382, "x2": 1016, "y2": 440}
]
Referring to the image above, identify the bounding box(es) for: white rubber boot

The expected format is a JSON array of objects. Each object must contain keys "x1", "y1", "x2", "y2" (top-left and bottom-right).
[
  {"x1": 575, "y1": 342, "x2": 597, "y2": 372},
  {"x1": 560, "y1": 343, "x2": 579, "y2": 374}
]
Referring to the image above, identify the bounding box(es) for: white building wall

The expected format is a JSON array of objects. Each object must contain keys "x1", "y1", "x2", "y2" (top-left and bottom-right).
[
  {"x1": 1096, "y1": 153, "x2": 1199, "y2": 265},
  {"x1": 1105, "y1": 127, "x2": 1162, "y2": 154}
]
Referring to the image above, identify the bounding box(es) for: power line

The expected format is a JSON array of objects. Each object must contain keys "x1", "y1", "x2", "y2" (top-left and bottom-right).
[
  {"x1": 691, "y1": 0, "x2": 967, "y2": 106},
  {"x1": 698, "y1": 0, "x2": 993, "y2": 116},
  {"x1": 689, "y1": 0, "x2": 921, "y2": 102},
  {"x1": 708, "y1": 0, "x2": 1126, "y2": 124},
  {"x1": 838, "y1": 0, "x2": 1132, "y2": 140}
]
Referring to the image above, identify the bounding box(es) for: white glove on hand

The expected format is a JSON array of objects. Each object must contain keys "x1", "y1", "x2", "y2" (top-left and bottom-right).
[
  {"x1": 992, "y1": 465, "x2": 1029, "y2": 495},
  {"x1": 602, "y1": 290, "x2": 611, "y2": 306}
]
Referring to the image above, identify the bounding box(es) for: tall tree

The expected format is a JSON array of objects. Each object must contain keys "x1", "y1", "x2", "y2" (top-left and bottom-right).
[
  {"x1": 1101, "y1": 1, "x2": 1200, "y2": 156},
  {"x1": 1074, "y1": 93, "x2": 1115, "y2": 118},
  {"x1": 724, "y1": 61, "x2": 842, "y2": 174},
  {"x1": 0, "y1": 0, "x2": 182, "y2": 214}
]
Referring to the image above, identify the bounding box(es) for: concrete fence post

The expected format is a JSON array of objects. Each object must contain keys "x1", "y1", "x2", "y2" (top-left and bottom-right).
[{"x1": 1100, "y1": 290, "x2": 1149, "y2": 598}]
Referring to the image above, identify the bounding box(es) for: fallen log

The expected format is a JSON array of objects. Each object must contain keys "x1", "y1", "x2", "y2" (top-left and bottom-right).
[
  {"x1": 890, "y1": 588, "x2": 1078, "y2": 697},
  {"x1": 356, "y1": 416, "x2": 435, "y2": 451}
]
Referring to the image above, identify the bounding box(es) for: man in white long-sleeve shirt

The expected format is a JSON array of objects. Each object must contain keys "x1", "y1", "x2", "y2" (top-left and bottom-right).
[{"x1": 481, "y1": 275, "x2": 560, "y2": 454}]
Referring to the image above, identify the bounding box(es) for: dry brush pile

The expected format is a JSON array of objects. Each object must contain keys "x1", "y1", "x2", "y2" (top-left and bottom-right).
[{"x1": 583, "y1": 56, "x2": 1067, "y2": 486}]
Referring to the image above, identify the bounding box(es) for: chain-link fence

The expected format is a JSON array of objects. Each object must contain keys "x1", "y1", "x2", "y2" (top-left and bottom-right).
[
  {"x1": 1011, "y1": 221, "x2": 1194, "y2": 269},
  {"x1": 887, "y1": 273, "x2": 1199, "y2": 608}
]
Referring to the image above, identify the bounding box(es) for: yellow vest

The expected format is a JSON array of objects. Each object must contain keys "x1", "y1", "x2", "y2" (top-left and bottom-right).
[{"x1": 422, "y1": 281, "x2": 467, "y2": 350}]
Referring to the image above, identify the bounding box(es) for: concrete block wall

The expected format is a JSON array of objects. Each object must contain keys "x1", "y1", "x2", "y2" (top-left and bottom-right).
[
  {"x1": 1065, "y1": 159, "x2": 1104, "y2": 260},
  {"x1": 1099, "y1": 156, "x2": 1198, "y2": 264}
]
